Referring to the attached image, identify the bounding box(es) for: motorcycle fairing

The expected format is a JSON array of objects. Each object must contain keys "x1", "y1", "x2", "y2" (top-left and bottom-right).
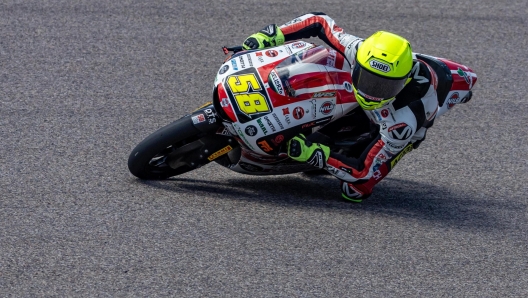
[{"x1": 215, "y1": 44, "x2": 359, "y2": 155}]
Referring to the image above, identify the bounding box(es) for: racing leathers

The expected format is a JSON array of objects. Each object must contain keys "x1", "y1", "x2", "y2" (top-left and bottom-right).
[{"x1": 277, "y1": 13, "x2": 440, "y2": 201}]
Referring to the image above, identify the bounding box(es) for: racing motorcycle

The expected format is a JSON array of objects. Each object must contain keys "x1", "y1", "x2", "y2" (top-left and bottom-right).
[{"x1": 128, "y1": 41, "x2": 476, "y2": 179}]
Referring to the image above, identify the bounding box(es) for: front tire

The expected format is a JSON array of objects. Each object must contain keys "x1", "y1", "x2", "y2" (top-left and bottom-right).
[{"x1": 128, "y1": 116, "x2": 206, "y2": 180}]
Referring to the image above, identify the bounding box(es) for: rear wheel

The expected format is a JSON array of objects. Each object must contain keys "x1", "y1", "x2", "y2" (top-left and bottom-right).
[{"x1": 128, "y1": 116, "x2": 209, "y2": 180}]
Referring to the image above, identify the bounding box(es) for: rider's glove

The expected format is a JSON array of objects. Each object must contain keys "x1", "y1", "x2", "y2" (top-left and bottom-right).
[
  {"x1": 242, "y1": 24, "x2": 285, "y2": 50},
  {"x1": 341, "y1": 181, "x2": 372, "y2": 203},
  {"x1": 288, "y1": 134, "x2": 330, "y2": 169}
]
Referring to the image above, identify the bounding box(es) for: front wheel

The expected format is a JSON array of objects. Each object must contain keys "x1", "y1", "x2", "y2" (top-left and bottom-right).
[{"x1": 128, "y1": 116, "x2": 209, "y2": 180}]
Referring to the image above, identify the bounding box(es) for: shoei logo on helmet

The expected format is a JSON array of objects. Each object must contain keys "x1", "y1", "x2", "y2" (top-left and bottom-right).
[{"x1": 369, "y1": 60, "x2": 391, "y2": 73}]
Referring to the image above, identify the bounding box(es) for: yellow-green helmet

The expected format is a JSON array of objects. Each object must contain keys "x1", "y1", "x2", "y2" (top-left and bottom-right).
[{"x1": 352, "y1": 31, "x2": 414, "y2": 110}]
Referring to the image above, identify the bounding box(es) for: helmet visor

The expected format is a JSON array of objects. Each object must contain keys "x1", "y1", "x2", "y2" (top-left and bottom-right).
[{"x1": 351, "y1": 61, "x2": 408, "y2": 101}]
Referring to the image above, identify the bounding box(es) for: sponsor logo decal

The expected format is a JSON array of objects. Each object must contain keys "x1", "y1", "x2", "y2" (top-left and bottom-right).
[
  {"x1": 272, "y1": 113, "x2": 284, "y2": 130},
  {"x1": 261, "y1": 24, "x2": 275, "y2": 36},
  {"x1": 291, "y1": 42, "x2": 305, "y2": 49},
  {"x1": 219, "y1": 64, "x2": 229, "y2": 74},
  {"x1": 358, "y1": 90, "x2": 383, "y2": 102},
  {"x1": 192, "y1": 114, "x2": 206, "y2": 124},
  {"x1": 389, "y1": 123, "x2": 412, "y2": 140},
  {"x1": 246, "y1": 54, "x2": 253, "y2": 67},
  {"x1": 293, "y1": 106, "x2": 304, "y2": 120},
  {"x1": 256, "y1": 118, "x2": 268, "y2": 135},
  {"x1": 220, "y1": 98, "x2": 230, "y2": 107},
  {"x1": 332, "y1": 24, "x2": 344, "y2": 33},
  {"x1": 411, "y1": 63, "x2": 428, "y2": 84},
  {"x1": 263, "y1": 116, "x2": 276, "y2": 132},
  {"x1": 327, "y1": 49, "x2": 336, "y2": 67},
  {"x1": 327, "y1": 165, "x2": 346, "y2": 178},
  {"x1": 388, "y1": 123, "x2": 407, "y2": 132},
  {"x1": 265, "y1": 50, "x2": 278, "y2": 57},
  {"x1": 448, "y1": 92, "x2": 459, "y2": 109},
  {"x1": 207, "y1": 145, "x2": 233, "y2": 161},
  {"x1": 239, "y1": 56, "x2": 246, "y2": 68},
  {"x1": 203, "y1": 108, "x2": 216, "y2": 124},
  {"x1": 457, "y1": 68, "x2": 471, "y2": 84},
  {"x1": 283, "y1": 17, "x2": 302, "y2": 26},
  {"x1": 233, "y1": 124, "x2": 256, "y2": 150},
  {"x1": 269, "y1": 70, "x2": 285, "y2": 96},
  {"x1": 257, "y1": 140, "x2": 273, "y2": 152},
  {"x1": 343, "y1": 81, "x2": 353, "y2": 93},
  {"x1": 307, "y1": 150, "x2": 324, "y2": 168},
  {"x1": 371, "y1": 110, "x2": 383, "y2": 121},
  {"x1": 274, "y1": 135, "x2": 284, "y2": 144},
  {"x1": 369, "y1": 60, "x2": 391, "y2": 73},
  {"x1": 381, "y1": 109, "x2": 389, "y2": 118},
  {"x1": 390, "y1": 143, "x2": 413, "y2": 168},
  {"x1": 319, "y1": 101, "x2": 335, "y2": 115},
  {"x1": 312, "y1": 92, "x2": 336, "y2": 98},
  {"x1": 282, "y1": 107, "x2": 291, "y2": 124},
  {"x1": 231, "y1": 59, "x2": 238, "y2": 71},
  {"x1": 245, "y1": 125, "x2": 258, "y2": 136}
]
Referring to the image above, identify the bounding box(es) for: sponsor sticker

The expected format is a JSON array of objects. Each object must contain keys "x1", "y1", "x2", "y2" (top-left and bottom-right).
[
  {"x1": 239, "y1": 56, "x2": 246, "y2": 68},
  {"x1": 312, "y1": 92, "x2": 336, "y2": 98},
  {"x1": 369, "y1": 59, "x2": 391, "y2": 73},
  {"x1": 389, "y1": 123, "x2": 412, "y2": 140},
  {"x1": 219, "y1": 64, "x2": 229, "y2": 74},
  {"x1": 293, "y1": 106, "x2": 304, "y2": 120},
  {"x1": 272, "y1": 113, "x2": 285, "y2": 130},
  {"x1": 192, "y1": 114, "x2": 206, "y2": 124},
  {"x1": 343, "y1": 81, "x2": 353, "y2": 93},
  {"x1": 269, "y1": 70, "x2": 285, "y2": 96},
  {"x1": 265, "y1": 50, "x2": 278, "y2": 57},
  {"x1": 457, "y1": 68, "x2": 471, "y2": 84},
  {"x1": 319, "y1": 101, "x2": 335, "y2": 115},
  {"x1": 381, "y1": 109, "x2": 389, "y2": 118},
  {"x1": 207, "y1": 145, "x2": 233, "y2": 161},
  {"x1": 245, "y1": 125, "x2": 258, "y2": 136},
  {"x1": 291, "y1": 42, "x2": 305, "y2": 49},
  {"x1": 263, "y1": 116, "x2": 276, "y2": 132},
  {"x1": 447, "y1": 92, "x2": 460, "y2": 109},
  {"x1": 257, "y1": 140, "x2": 273, "y2": 152},
  {"x1": 390, "y1": 143, "x2": 413, "y2": 168},
  {"x1": 327, "y1": 49, "x2": 336, "y2": 68},
  {"x1": 231, "y1": 59, "x2": 238, "y2": 71},
  {"x1": 388, "y1": 123, "x2": 407, "y2": 132},
  {"x1": 220, "y1": 98, "x2": 230, "y2": 107},
  {"x1": 256, "y1": 118, "x2": 268, "y2": 135},
  {"x1": 246, "y1": 54, "x2": 253, "y2": 67}
]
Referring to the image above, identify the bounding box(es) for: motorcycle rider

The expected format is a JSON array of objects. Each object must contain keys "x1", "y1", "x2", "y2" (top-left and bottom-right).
[{"x1": 242, "y1": 12, "x2": 441, "y2": 202}]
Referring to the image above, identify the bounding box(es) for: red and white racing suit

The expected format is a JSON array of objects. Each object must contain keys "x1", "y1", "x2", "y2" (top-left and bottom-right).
[{"x1": 279, "y1": 13, "x2": 440, "y2": 200}]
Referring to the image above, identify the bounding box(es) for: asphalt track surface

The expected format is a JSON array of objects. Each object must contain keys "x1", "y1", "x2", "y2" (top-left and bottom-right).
[{"x1": 1, "y1": 0, "x2": 527, "y2": 296}]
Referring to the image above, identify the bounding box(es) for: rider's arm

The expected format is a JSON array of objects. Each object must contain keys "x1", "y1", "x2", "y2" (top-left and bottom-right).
[{"x1": 279, "y1": 12, "x2": 362, "y2": 65}]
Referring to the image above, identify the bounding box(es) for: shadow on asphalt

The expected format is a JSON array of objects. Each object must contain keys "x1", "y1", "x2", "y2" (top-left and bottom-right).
[{"x1": 135, "y1": 174, "x2": 519, "y2": 232}]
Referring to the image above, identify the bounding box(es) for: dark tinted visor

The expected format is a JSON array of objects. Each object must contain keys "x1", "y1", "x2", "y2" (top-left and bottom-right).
[{"x1": 352, "y1": 61, "x2": 408, "y2": 100}]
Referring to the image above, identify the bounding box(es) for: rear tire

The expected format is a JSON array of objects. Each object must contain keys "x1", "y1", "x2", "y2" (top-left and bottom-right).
[{"x1": 128, "y1": 116, "x2": 206, "y2": 180}]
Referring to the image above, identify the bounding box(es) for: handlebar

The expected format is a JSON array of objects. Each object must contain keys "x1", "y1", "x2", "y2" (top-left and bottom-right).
[{"x1": 222, "y1": 46, "x2": 244, "y2": 55}]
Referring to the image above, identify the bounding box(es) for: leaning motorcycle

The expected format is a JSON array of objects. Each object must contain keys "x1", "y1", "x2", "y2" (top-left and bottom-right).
[{"x1": 128, "y1": 41, "x2": 476, "y2": 179}]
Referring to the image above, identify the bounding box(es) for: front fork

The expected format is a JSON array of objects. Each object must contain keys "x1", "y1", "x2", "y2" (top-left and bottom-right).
[{"x1": 184, "y1": 104, "x2": 240, "y2": 165}]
